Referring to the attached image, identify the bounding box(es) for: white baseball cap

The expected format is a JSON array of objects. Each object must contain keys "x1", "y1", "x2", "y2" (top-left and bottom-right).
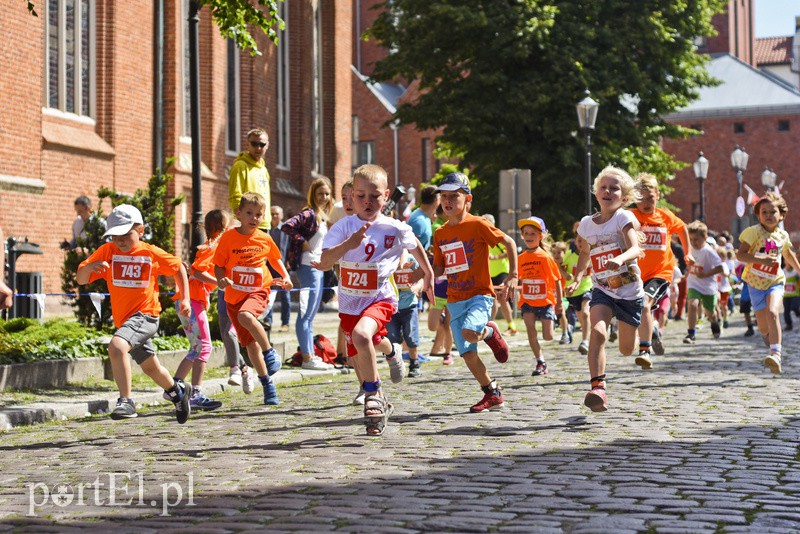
[{"x1": 103, "y1": 204, "x2": 144, "y2": 237}]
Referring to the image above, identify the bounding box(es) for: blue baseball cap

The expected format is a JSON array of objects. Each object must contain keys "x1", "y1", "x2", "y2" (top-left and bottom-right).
[{"x1": 437, "y1": 172, "x2": 471, "y2": 194}]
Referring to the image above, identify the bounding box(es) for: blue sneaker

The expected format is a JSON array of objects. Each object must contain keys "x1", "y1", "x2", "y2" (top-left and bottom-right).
[
  {"x1": 263, "y1": 380, "x2": 279, "y2": 405},
  {"x1": 263, "y1": 347, "x2": 282, "y2": 376}
]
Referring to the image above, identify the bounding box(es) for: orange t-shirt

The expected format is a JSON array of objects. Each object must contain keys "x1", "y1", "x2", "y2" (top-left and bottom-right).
[
  {"x1": 80, "y1": 242, "x2": 182, "y2": 328},
  {"x1": 630, "y1": 207, "x2": 685, "y2": 282},
  {"x1": 213, "y1": 228, "x2": 282, "y2": 305},
  {"x1": 188, "y1": 243, "x2": 217, "y2": 306},
  {"x1": 517, "y1": 248, "x2": 562, "y2": 307},
  {"x1": 432, "y1": 213, "x2": 506, "y2": 303}
]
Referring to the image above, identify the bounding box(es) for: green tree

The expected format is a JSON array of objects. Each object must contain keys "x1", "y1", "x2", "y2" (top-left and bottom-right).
[
  {"x1": 26, "y1": 0, "x2": 284, "y2": 54},
  {"x1": 367, "y1": 0, "x2": 724, "y2": 234}
]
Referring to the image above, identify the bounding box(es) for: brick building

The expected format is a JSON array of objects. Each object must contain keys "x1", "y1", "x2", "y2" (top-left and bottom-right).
[
  {"x1": 664, "y1": 0, "x2": 800, "y2": 241},
  {"x1": 0, "y1": 0, "x2": 352, "y2": 304}
]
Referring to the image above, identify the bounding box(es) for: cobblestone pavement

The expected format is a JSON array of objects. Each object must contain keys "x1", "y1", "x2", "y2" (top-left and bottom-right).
[{"x1": 1, "y1": 313, "x2": 799, "y2": 533}]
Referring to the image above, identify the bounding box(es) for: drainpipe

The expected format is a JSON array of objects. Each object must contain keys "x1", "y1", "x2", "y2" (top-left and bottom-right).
[
  {"x1": 153, "y1": 0, "x2": 164, "y2": 174},
  {"x1": 390, "y1": 120, "x2": 399, "y2": 187}
]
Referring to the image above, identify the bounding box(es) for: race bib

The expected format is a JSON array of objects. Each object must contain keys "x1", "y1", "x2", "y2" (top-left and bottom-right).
[
  {"x1": 689, "y1": 264, "x2": 704, "y2": 276},
  {"x1": 522, "y1": 279, "x2": 546, "y2": 301},
  {"x1": 112, "y1": 255, "x2": 152, "y2": 288},
  {"x1": 785, "y1": 282, "x2": 798, "y2": 294},
  {"x1": 441, "y1": 241, "x2": 469, "y2": 275},
  {"x1": 340, "y1": 261, "x2": 379, "y2": 296},
  {"x1": 393, "y1": 268, "x2": 414, "y2": 290},
  {"x1": 590, "y1": 243, "x2": 627, "y2": 279},
  {"x1": 641, "y1": 226, "x2": 667, "y2": 251},
  {"x1": 751, "y1": 261, "x2": 779, "y2": 280},
  {"x1": 231, "y1": 266, "x2": 264, "y2": 292}
]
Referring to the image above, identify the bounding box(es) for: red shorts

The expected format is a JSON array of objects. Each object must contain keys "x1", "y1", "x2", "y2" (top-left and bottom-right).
[
  {"x1": 340, "y1": 301, "x2": 396, "y2": 357},
  {"x1": 719, "y1": 291, "x2": 730, "y2": 309},
  {"x1": 227, "y1": 290, "x2": 269, "y2": 347}
]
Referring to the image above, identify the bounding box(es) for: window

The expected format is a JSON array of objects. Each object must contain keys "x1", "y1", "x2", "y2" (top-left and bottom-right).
[
  {"x1": 357, "y1": 141, "x2": 375, "y2": 166},
  {"x1": 351, "y1": 115, "x2": 360, "y2": 170},
  {"x1": 226, "y1": 39, "x2": 240, "y2": 153},
  {"x1": 690, "y1": 124, "x2": 702, "y2": 131},
  {"x1": 421, "y1": 138, "x2": 431, "y2": 180},
  {"x1": 275, "y1": 0, "x2": 290, "y2": 168},
  {"x1": 779, "y1": 120, "x2": 790, "y2": 132},
  {"x1": 310, "y1": 0, "x2": 323, "y2": 174},
  {"x1": 734, "y1": 122, "x2": 745, "y2": 134},
  {"x1": 46, "y1": 0, "x2": 94, "y2": 116}
]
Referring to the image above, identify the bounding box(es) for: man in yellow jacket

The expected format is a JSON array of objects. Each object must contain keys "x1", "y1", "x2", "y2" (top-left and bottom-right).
[{"x1": 228, "y1": 128, "x2": 272, "y2": 230}]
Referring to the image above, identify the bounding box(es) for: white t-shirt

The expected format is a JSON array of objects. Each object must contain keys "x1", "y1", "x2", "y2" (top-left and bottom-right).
[
  {"x1": 716, "y1": 262, "x2": 732, "y2": 293},
  {"x1": 577, "y1": 209, "x2": 644, "y2": 300},
  {"x1": 687, "y1": 244, "x2": 723, "y2": 295},
  {"x1": 301, "y1": 221, "x2": 327, "y2": 265},
  {"x1": 322, "y1": 214, "x2": 418, "y2": 315}
]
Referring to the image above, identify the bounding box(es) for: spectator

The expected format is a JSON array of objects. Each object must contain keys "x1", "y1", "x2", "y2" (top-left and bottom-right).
[
  {"x1": 282, "y1": 176, "x2": 335, "y2": 370},
  {"x1": 228, "y1": 128, "x2": 272, "y2": 230},
  {"x1": 62, "y1": 196, "x2": 105, "y2": 250},
  {"x1": 266, "y1": 206, "x2": 291, "y2": 332}
]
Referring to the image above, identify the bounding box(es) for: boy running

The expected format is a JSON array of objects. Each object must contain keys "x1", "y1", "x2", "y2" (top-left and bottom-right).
[
  {"x1": 214, "y1": 192, "x2": 293, "y2": 405},
  {"x1": 431, "y1": 172, "x2": 518, "y2": 413},
  {"x1": 77, "y1": 205, "x2": 193, "y2": 422},
  {"x1": 683, "y1": 221, "x2": 724, "y2": 344},
  {"x1": 630, "y1": 173, "x2": 692, "y2": 367},
  {"x1": 314, "y1": 164, "x2": 434, "y2": 436}
]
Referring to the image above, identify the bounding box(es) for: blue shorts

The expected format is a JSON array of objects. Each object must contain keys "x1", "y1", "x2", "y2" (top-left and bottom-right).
[
  {"x1": 749, "y1": 284, "x2": 784, "y2": 312},
  {"x1": 520, "y1": 303, "x2": 558, "y2": 322},
  {"x1": 385, "y1": 306, "x2": 420, "y2": 348},
  {"x1": 589, "y1": 288, "x2": 644, "y2": 327},
  {"x1": 447, "y1": 294, "x2": 494, "y2": 355}
]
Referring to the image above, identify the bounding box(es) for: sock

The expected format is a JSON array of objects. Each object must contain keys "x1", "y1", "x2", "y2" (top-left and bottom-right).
[
  {"x1": 688, "y1": 329, "x2": 696, "y2": 336},
  {"x1": 590, "y1": 374, "x2": 606, "y2": 389},
  {"x1": 484, "y1": 326, "x2": 494, "y2": 339},
  {"x1": 508, "y1": 321, "x2": 516, "y2": 331},
  {"x1": 167, "y1": 380, "x2": 185, "y2": 401},
  {"x1": 770, "y1": 344, "x2": 781, "y2": 354},
  {"x1": 259, "y1": 375, "x2": 271, "y2": 387},
  {"x1": 639, "y1": 341, "x2": 652, "y2": 352},
  {"x1": 481, "y1": 380, "x2": 499, "y2": 395},
  {"x1": 362, "y1": 380, "x2": 381, "y2": 393},
  {"x1": 385, "y1": 344, "x2": 397, "y2": 359},
  {"x1": 537, "y1": 358, "x2": 545, "y2": 364}
]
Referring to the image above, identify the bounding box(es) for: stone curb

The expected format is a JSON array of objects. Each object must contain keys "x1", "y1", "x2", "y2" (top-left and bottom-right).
[{"x1": 0, "y1": 366, "x2": 353, "y2": 429}]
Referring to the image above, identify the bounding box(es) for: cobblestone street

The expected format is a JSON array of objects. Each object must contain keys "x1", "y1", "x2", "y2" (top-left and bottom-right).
[{"x1": 1, "y1": 314, "x2": 799, "y2": 533}]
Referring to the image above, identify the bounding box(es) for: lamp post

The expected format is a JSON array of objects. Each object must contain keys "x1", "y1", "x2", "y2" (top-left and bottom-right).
[
  {"x1": 693, "y1": 151, "x2": 709, "y2": 222},
  {"x1": 761, "y1": 167, "x2": 777, "y2": 192},
  {"x1": 576, "y1": 90, "x2": 599, "y2": 216},
  {"x1": 730, "y1": 145, "x2": 748, "y2": 237}
]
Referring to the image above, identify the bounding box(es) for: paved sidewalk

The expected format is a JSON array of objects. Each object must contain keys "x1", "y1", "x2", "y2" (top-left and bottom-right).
[{"x1": 1, "y1": 313, "x2": 800, "y2": 532}]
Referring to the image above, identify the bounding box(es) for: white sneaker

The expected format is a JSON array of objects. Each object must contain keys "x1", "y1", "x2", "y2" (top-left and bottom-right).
[
  {"x1": 228, "y1": 367, "x2": 242, "y2": 386},
  {"x1": 578, "y1": 339, "x2": 589, "y2": 355},
  {"x1": 386, "y1": 343, "x2": 405, "y2": 383},
  {"x1": 559, "y1": 331, "x2": 570, "y2": 345},
  {"x1": 241, "y1": 366, "x2": 256, "y2": 394},
  {"x1": 302, "y1": 356, "x2": 333, "y2": 371}
]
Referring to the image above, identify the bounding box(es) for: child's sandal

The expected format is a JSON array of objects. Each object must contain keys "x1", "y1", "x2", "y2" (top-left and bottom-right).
[{"x1": 363, "y1": 393, "x2": 393, "y2": 437}]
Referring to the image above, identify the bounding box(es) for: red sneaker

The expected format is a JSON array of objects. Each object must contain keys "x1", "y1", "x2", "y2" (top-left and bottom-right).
[
  {"x1": 470, "y1": 388, "x2": 505, "y2": 413},
  {"x1": 484, "y1": 321, "x2": 509, "y2": 363},
  {"x1": 584, "y1": 387, "x2": 607, "y2": 412}
]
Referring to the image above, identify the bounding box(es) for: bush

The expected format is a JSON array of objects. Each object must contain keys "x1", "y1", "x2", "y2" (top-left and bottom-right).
[{"x1": 0, "y1": 319, "x2": 107, "y2": 364}]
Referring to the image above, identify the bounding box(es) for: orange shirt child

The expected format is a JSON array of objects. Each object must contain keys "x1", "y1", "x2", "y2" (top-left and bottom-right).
[
  {"x1": 213, "y1": 227, "x2": 283, "y2": 305},
  {"x1": 188, "y1": 244, "x2": 217, "y2": 305},
  {"x1": 630, "y1": 207, "x2": 686, "y2": 283},
  {"x1": 517, "y1": 247, "x2": 563, "y2": 308},
  {"x1": 80, "y1": 241, "x2": 182, "y2": 328},
  {"x1": 433, "y1": 213, "x2": 507, "y2": 303}
]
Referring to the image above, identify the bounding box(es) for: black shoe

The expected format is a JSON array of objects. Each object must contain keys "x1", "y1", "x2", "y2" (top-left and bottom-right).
[
  {"x1": 711, "y1": 321, "x2": 721, "y2": 339},
  {"x1": 408, "y1": 360, "x2": 421, "y2": 378},
  {"x1": 110, "y1": 398, "x2": 137, "y2": 420},
  {"x1": 744, "y1": 326, "x2": 755, "y2": 337},
  {"x1": 167, "y1": 381, "x2": 192, "y2": 424},
  {"x1": 651, "y1": 326, "x2": 665, "y2": 356}
]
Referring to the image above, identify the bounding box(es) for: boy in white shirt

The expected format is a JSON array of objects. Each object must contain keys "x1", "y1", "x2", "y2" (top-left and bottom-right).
[{"x1": 683, "y1": 221, "x2": 724, "y2": 344}]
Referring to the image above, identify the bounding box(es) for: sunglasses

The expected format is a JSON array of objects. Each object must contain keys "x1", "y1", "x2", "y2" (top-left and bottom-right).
[{"x1": 250, "y1": 141, "x2": 268, "y2": 148}]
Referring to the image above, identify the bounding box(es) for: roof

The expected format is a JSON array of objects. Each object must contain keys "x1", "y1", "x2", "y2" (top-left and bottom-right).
[
  {"x1": 754, "y1": 36, "x2": 792, "y2": 66},
  {"x1": 666, "y1": 53, "x2": 800, "y2": 120},
  {"x1": 351, "y1": 65, "x2": 406, "y2": 114}
]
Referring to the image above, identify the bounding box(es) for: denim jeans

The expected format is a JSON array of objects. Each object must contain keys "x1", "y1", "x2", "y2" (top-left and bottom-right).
[{"x1": 296, "y1": 264, "x2": 324, "y2": 355}]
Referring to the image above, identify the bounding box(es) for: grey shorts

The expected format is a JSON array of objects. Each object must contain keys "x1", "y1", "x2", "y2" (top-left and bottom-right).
[{"x1": 114, "y1": 312, "x2": 159, "y2": 364}]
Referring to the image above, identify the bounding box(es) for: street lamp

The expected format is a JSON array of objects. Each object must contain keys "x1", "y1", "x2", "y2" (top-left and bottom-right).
[
  {"x1": 576, "y1": 90, "x2": 599, "y2": 216},
  {"x1": 693, "y1": 151, "x2": 709, "y2": 222},
  {"x1": 730, "y1": 145, "x2": 748, "y2": 236},
  {"x1": 761, "y1": 167, "x2": 777, "y2": 192}
]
